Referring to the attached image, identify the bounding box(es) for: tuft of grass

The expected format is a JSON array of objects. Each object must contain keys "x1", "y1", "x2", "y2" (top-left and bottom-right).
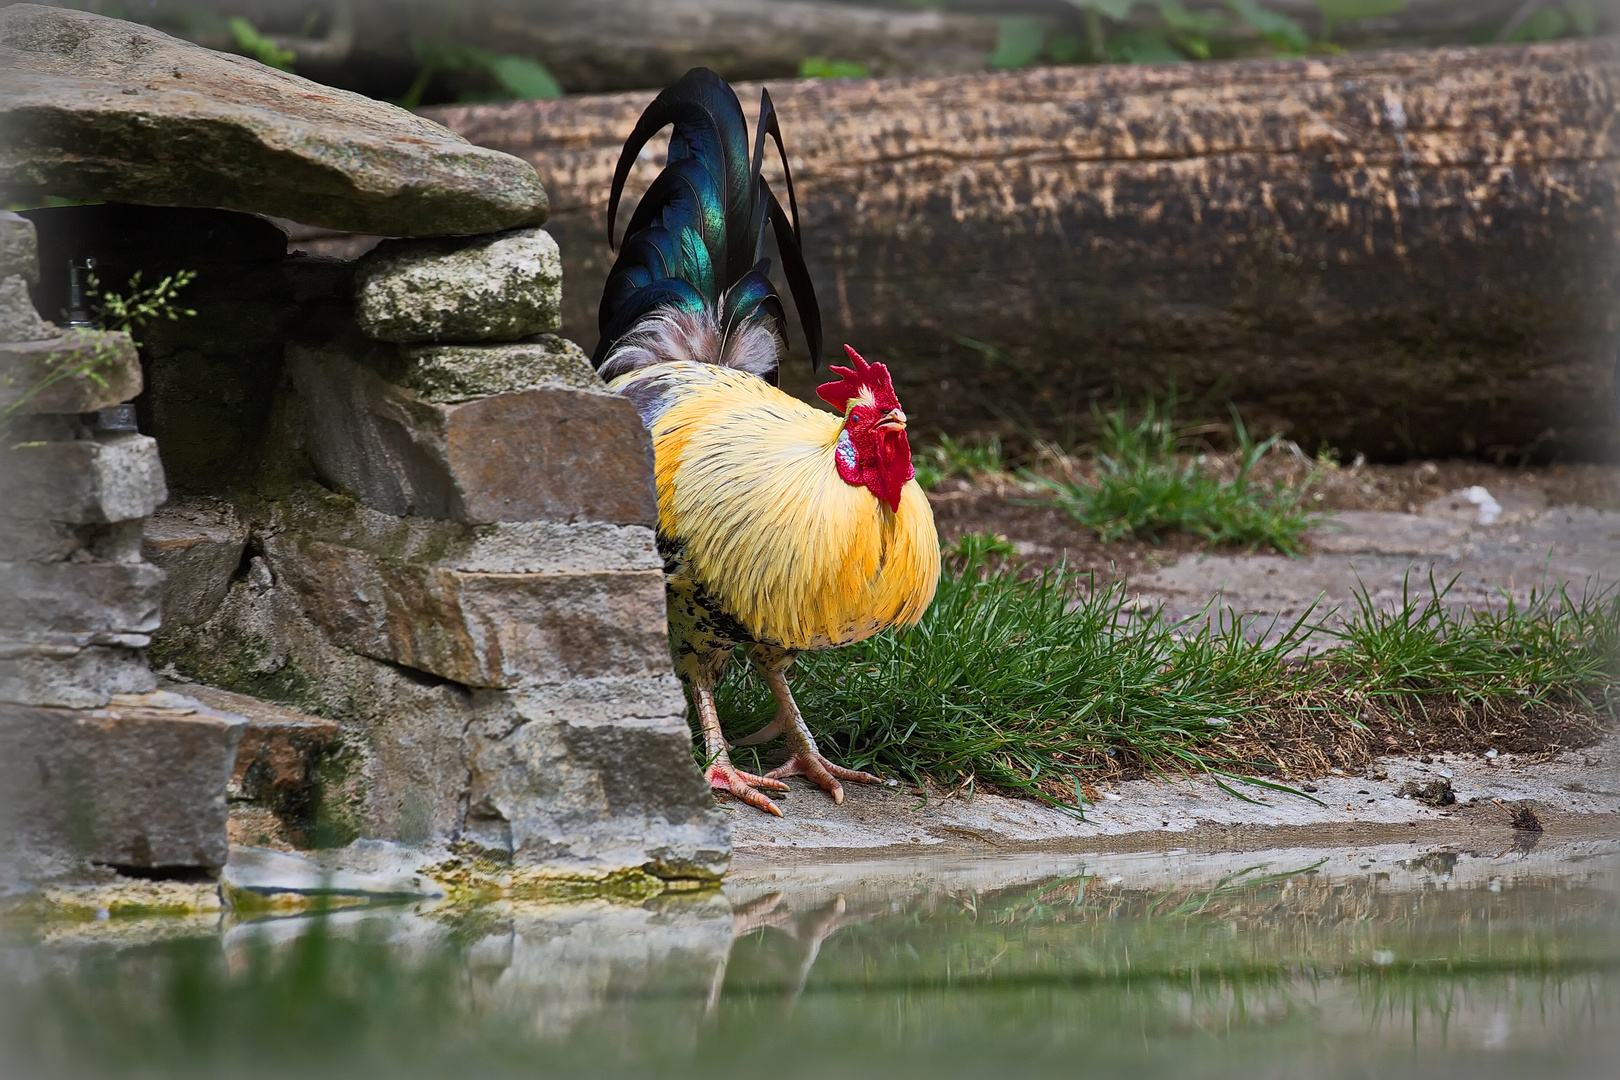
[
  {"x1": 1029, "y1": 399, "x2": 1320, "y2": 553},
  {"x1": 713, "y1": 552, "x2": 1618, "y2": 810},
  {"x1": 913, "y1": 434, "x2": 1006, "y2": 491}
]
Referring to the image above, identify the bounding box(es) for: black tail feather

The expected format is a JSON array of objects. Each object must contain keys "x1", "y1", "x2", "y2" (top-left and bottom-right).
[{"x1": 596, "y1": 68, "x2": 822, "y2": 373}]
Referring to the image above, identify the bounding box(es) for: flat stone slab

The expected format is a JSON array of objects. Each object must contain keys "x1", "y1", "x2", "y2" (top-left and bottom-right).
[
  {"x1": 1136, "y1": 505, "x2": 1620, "y2": 642},
  {"x1": 0, "y1": 4, "x2": 548, "y2": 236},
  {"x1": 0, "y1": 690, "x2": 246, "y2": 870}
]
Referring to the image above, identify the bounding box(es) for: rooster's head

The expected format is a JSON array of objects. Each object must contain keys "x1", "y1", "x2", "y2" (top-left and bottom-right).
[{"x1": 818, "y1": 345, "x2": 914, "y2": 513}]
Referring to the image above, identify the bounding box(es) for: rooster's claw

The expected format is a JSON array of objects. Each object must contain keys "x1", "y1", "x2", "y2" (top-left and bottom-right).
[
  {"x1": 708, "y1": 761, "x2": 790, "y2": 815},
  {"x1": 768, "y1": 751, "x2": 885, "y2": 806}
]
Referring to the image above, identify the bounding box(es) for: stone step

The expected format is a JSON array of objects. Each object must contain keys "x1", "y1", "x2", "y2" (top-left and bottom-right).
[{"x1": 0, "y1": 690, "x2": 246, "y2": 875}]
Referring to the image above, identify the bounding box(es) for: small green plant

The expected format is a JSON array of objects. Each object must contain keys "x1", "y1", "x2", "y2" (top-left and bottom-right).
[
  {"x1": 398, "y1": 37, "x2": 561, "y2": 110},
  {"x1": 1029, "y1": 397, "x2": 1319, "y2": 553},
  {"x1": 228, "y1": 17, "x2": 295, "y2": 71},
  {"x1": 913, "y1": 434, "x2": 1006, "y2": 491},
  {"x1": 798, "y1": 57, "x2": 871, "y2": 79},
  {"x1": 945, "y1": 530, "x2": 1020, "y2": 568},
  {"x1": 88, "y1": 269, "x2": 197, "y2": 339},
  {"x1": 1, "y1": 269, "x2": 196, "y2": 441}
]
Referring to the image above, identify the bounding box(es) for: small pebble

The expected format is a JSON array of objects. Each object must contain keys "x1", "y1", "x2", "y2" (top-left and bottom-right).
[
  {"x1": 1485, "y1": 749, "x2": 1499, "y2": 759},
  {"x1": 1102, "y1": 792, "x2": 1123, "y2": 802}
]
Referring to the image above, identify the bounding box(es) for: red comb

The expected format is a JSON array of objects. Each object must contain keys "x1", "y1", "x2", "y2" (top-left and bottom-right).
[{"x1": 816, "y1": 345, "x2": 900, "y2": 413}]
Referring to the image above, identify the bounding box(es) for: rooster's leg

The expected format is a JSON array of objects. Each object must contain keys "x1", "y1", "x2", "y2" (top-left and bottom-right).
[
  {"x1": 694, "y1": 678, "x2": 789, "y2": 816},
  {"x1": 748, "y1": 648, "x2": 886, "y2": 805}
]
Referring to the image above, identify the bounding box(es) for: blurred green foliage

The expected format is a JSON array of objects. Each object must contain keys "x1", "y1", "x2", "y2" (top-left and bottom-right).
[
  {"x1": 227, "y1": 16, "x2": 295, "y2": 71},
  {"x1": 799, "y1": 57, "x2": 873, "y2": 78},
  {"x1": 985, "y1": 0, "x2": 1602, "y2": 69}
]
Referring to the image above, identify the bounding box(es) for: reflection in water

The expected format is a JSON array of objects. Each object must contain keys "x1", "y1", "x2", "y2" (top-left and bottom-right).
[{"x1": 2, "y1": 844, "x2": 1616, "y2": 1079}]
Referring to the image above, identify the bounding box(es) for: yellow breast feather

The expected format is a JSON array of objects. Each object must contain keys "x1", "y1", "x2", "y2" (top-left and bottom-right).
[{"x1": 611, "y1": 362, "x2": 940, "y2": 650}]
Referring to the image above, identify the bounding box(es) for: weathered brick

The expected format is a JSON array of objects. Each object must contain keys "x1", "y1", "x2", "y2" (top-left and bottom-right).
[
  {"x1": 290, "y1": 343, "x2": 655, "y2": 525},
  {"x1": 0, "y1": 330, "x2": 140, "y2": 414},
  {"x1": 0, "y1": 433, "x2": 167, "y2": 523},
  {"x1": 0, "y1": 690, "x2": 245, "y2": 869}
]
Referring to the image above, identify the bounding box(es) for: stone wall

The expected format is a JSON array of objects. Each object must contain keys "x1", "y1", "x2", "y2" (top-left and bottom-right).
[
  {"x1": 0, "y1": 210, "x2": 245, "y2": 883},
  {"x1": 23, "y1": 207, "x2": 732, "y2": 882}
]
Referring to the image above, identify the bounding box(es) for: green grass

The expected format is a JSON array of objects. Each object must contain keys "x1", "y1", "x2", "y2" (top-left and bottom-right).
[
  {"x1": 715, "y1": 548, "x2": 1619, "y2": 810},
  {"x1": 913, "y1": 434, "x2": 1007, "y2": 491},
  {"x1": 1027, "y1": 399, "x2": 1321, "y2": 553}
]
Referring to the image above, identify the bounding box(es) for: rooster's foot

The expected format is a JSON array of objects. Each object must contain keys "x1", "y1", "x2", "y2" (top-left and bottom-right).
[
  {"x1": 707, "y1": 761, "x2": 790, "y2": 816},
  {"x1": 767, "y1": 751, "x2": 885, "y2": 806}
]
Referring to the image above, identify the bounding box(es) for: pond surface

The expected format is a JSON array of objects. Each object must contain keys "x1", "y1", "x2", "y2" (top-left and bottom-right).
[{"x1": 3, "y1": 840, "x2": 1616, "y2": 1079}]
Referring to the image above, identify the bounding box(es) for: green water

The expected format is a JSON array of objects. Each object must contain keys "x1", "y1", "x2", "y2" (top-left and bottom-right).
[{"x1": 3, "y1": 843, "x2": 1616, "y2": 1079}]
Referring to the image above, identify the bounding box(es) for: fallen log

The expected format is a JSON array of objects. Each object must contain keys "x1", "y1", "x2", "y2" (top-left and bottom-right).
[{"x1": 427, "y1": 38, "x2": 1620, "y2": 461}]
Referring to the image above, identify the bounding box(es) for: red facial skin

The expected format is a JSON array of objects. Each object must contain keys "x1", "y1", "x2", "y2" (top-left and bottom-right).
[{"x1": 817, "y1": 345, "x2": 914, "y2": 513}]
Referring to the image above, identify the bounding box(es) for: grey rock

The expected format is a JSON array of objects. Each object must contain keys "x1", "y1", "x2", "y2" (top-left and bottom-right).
[
  {"x1": 0, "y1": 644, "x2": 155, "y2": 708},
  {"x1": 0, "y1": 210, "x2": 38, "y2": 283},
  {"x1": 0, "y1": 560, "x2": 165, "y2": 637},
  {"x1": 150, "y1": 571, "x2": 473, "y2": 847},
  {"x1": 0, "y1": 691, "x2": 245, "y2": 870},
  {"x1": 0, "y1": 330, "x2": 141, "y2": 415},
  {"x1": 142, "y1": 499, "x2": 249, "y2": 628},
  {"x1": 151, "y1": 484, "x2": 729, "y2": 877},
  {"x1": 0, "y1": 518, "x2": 143, "y2": 564},
  {"x1": 263, "y1": 530, "x2": 669, "y2": 689},
  {"x1": 0, "y1": 433, "x2": 167, "y2": 524},
  {"x1": 467, "y1": 678, "x2": 730, "y2": 879},
  {"x1": 354, "y1": 228, "x2": 561, "y2": 343},
  {"x1": 0, "y1": 274, "x2": 52, "y2": 340},
  {"x1": 0, "y1": 5, "x2": 547, "y2": 237},
  {"x1": 399, "y1": 334, "x2": 600, "y2": 403},
  {"x1": 289, "y1": 341, "x2": 656, "y2": 525}
]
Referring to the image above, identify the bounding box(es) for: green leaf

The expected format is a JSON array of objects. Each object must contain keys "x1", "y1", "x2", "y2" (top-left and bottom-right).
[
  {"x1": 1155, "y1": 0, "x2": 1226, "y2": 34},
  {"x1": 1311, "y1": 0, "x2": 1407, "y2": 19},
  {"x1": 227, "y1": 17, "x2": 295, "y2": 71},
  {"x1": 1045, "y1": 32, "x2": 1088, "y2": 64},
  {"x1": 1107, "y1": 30, "x2": 1187, "y2": 63},
  {"x1": 1062, "y1": 0, "x2": 1138, "y2": 19},
  {"x1": 988, "y1": 16, "x2": 1047, "y2": 69},
  {"x1": 1226, "y1": 0, "x2": 1311, "y2": 52},
  {"x1": 485, "y1": 55, "x2": 562, "y2": 99},
  {"x1": 798, "y1": 57, "x2": 871, "y2": 78}
]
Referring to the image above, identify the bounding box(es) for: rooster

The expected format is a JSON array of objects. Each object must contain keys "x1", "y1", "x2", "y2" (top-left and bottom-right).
[{"x1": 594, "y1": 69, "x2": 940, "y2": 816}]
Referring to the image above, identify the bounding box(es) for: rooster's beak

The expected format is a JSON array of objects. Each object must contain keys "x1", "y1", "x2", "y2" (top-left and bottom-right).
[{"x1": 876, "y1": 408, "x2": 907, "y2": 432}]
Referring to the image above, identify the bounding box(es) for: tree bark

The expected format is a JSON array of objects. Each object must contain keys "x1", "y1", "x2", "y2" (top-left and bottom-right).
[{"x1": 427, "y1": 38, "x2": 1620, "y2": 462}]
